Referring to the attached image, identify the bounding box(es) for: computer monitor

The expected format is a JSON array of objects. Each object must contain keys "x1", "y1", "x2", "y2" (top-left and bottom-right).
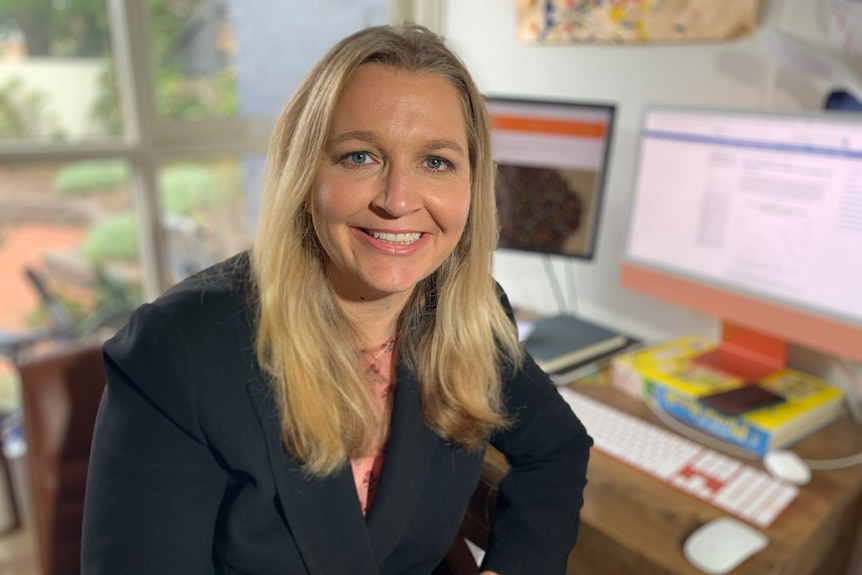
[
  {"x1": 620, "y1": 105, "x2": 862, "y2": 372},
  {"x1": 486, "y1": 97, "x2": 616, "y2": 260}
]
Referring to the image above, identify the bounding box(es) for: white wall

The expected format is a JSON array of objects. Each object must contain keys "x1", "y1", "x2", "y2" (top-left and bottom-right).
[{"x1": 441, "y1": 0, "x2": 841, "y2": 344}]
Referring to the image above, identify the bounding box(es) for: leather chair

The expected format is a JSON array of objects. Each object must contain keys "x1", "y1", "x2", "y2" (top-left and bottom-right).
[
  {"x1": 18, "y1": 344, "x2": 106, "y2": 575},
  {"x1": 435, "y1": 533, "x2": 480, "y2": 575}
]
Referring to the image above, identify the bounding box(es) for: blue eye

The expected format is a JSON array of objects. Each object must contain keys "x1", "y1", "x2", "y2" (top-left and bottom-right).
[
  {"x1": 425, "y1": 157, "x2": 450, "y2": 171},
  {"x1": 349, "y1": 152, "x2": 369, "y2": 164}
]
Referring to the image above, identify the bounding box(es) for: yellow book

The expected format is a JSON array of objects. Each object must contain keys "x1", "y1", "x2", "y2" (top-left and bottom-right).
[
  {"x1": 610, "y1": 336, "x2": 845, "y2": 455},
  {"x1": 610, "y1": 335, "x2": 739, "y2": 399}
]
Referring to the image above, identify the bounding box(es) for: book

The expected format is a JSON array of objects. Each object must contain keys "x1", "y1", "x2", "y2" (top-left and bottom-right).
[
  {"x1": 524, "y1": 314, "x2": 629, "y2": 374},
  {"x1": 610, "y1": 336, "x2": 845, "y2": 455},
  {"x1": 549, "y1": 339, "x2": 642, "y2": 386},
  {"x1": 609, "y1": 335, "x2": 721, "y2": 399}
]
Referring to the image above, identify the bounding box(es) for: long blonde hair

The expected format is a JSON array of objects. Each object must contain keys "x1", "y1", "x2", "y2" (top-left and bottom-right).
[{"x1": 252, "y1": 23, "x2": 522, "y2": 476}]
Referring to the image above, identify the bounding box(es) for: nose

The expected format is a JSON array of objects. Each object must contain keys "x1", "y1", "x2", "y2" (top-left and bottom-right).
[{"x1": 372, "y1": 161, "x2": 422, "y2": 217}]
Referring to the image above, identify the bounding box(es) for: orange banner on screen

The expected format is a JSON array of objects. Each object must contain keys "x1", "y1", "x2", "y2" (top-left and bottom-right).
[{"x1": 490, "y1": 115, "x2": 606, "y2": 138}]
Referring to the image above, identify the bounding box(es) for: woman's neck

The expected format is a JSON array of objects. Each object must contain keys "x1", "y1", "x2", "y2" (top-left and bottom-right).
[
  {"x1": 323, "y1": 266, "x2": 412, "y2": 347},
  {"x1": 338, "y1": 293, "x2": 407, "y2": 349}
]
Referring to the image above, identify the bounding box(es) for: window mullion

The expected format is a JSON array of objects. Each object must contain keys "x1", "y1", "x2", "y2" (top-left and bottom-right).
[
  {"x1": 390, "y1": 0, "x2": 442, "y2": 31},
  {"x1": 0, "y1": 142, "x2": 136, "y2": 163},
  {"x1": 109, "y1": 0, "x2": 169, "y2": 300},
  {"x1": 155, "y1": 118, "x2": 272, "y2": 155}
]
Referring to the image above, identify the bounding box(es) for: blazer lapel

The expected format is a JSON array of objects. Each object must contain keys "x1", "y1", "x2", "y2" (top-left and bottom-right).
[
  {"x1": 247, "y1": 381, "x2": 381, "y2": 575},
  {"x1": 365, "y1": 362, "x2": 440, "y2": 561}
]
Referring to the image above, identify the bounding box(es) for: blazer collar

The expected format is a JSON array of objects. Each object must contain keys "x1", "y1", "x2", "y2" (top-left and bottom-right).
[{"x1": 247, "y1": 360, "x2": 439, "y2": 573}]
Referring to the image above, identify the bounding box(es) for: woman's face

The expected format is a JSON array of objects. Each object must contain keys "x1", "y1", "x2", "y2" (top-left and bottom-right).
[{"x1": 311, "y1": 63, "x2": 471, "y2": 303}]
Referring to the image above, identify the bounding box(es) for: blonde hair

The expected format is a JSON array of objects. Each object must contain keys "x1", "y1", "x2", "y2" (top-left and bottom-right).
[{"x1": 252, "y1": 23, "x2": 523, "y2": 476}]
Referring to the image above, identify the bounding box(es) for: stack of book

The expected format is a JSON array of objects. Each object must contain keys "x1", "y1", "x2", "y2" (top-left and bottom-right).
[
  {"x1": 522, "y1": 314, "x2": 634, "y2": 383},
  {"x1": 609, "y1": 335, "x2": 846, "y2": 456}
]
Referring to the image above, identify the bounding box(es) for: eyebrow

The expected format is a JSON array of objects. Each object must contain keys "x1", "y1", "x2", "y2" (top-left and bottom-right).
[
  {"x1": 328, "y1": 130, "x2": 378, "y2": 146},
  {"x1": 328, "y1": 131, "x2": 467, "y2": 157},
  {"x1": 424, "y1": 138, "x2": 467, "y2": 157}
]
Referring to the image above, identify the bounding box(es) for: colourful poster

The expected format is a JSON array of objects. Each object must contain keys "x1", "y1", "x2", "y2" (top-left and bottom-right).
[{"x1": 516, "y1": 0, "x2": 760, "y2": 44}]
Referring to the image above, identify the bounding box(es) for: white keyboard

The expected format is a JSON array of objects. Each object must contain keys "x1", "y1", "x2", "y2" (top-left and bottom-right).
[{"x1": 559, "y1": 388, "x2": 799, "y2": 528}]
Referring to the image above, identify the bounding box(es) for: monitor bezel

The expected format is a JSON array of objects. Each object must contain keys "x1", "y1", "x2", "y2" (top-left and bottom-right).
[{"x1": 486, "y1": 95, "x2": 617, "y2": 261}]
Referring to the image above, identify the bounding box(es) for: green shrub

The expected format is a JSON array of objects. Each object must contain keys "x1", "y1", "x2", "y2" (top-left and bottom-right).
[
  {"x1": 159, "y1": 164, "x2": 220, "y2": 215},
  {"x1": 81, "y1": 213, "x2": 137, "y2": 262},
  {"x1": 0, "y1": 76, "x2": 66, "y2": 140},
  {"x1": 53, "y1": 160, "x2": 130, "y2": 194}
]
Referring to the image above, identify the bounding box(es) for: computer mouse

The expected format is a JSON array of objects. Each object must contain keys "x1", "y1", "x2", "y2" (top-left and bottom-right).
[
  {"x1": 763, "y1": 449, "x2": 812, "y2": 485},
  {"x1": 683, "y1": 517, "x2": 769, "y2": 575}
]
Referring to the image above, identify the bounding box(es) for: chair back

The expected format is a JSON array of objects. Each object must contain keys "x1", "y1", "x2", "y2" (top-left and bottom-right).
[{"x1": 18, "y1": 344, "x2": 105, "y2": 575}]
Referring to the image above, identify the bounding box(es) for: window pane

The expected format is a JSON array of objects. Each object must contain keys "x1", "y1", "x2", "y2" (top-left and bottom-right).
[
  {"x1": 157, "y1": 156, "x2": 254, "y2": 282},
  {"x1": 0, "y1": 1, "x2": 122, "y2": 141},
  {"x1": 0, "y1": 161, "x2": 142, "y2": 360},
  {"x1": 151, "y1": 0, "x2": 387, "y2": 121}
]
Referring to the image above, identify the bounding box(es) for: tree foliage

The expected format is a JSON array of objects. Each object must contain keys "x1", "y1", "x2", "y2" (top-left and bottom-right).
[
  {"x1": 0, "y1": 76, "x2": 65, "y2": 139},
  {"x1": 1, "y1": 0, "x2": 236, "y2": 136},
  {"x1": 0, "y1": 0, "x2": 110, "y2": 57}
]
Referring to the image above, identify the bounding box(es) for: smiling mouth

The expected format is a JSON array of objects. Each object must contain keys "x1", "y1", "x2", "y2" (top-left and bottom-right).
[{"x1": 365, "y1": 230, "x2": 422, "y2": 245}]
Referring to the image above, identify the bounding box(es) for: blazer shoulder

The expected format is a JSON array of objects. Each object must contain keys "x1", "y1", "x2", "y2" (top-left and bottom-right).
[
  {"x1": 104, "y1": 251, "x2": 256, "y2": 378},
  {"x1": 494, "y1": 281, "x2": 517, "y2": 324},
  {"x1": 101, "y1": 252, "x2": 259, "y2": 435},
  {"x1": 155, "y1": 251, "x2": 253, "y2": 312}
]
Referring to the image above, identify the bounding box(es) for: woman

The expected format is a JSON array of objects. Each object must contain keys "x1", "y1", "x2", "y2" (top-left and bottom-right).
[{"x1": 82, "y1": 23, "x2": 592, "y2": 575}]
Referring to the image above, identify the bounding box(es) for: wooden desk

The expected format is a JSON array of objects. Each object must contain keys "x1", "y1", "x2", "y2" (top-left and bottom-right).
[{"x1": 463, "y1": 386, "x2": 862, "y2": 575}]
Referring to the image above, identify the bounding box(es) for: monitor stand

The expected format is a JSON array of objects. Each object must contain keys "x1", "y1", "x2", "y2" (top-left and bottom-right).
[{"x1": 692, "y1": 321, "x2": 786, "y2": 381}]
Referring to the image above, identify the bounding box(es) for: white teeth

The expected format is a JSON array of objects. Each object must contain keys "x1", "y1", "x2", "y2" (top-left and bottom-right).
[{"x1": 371, "y1": 231, "x2": 421, "y2": 244}]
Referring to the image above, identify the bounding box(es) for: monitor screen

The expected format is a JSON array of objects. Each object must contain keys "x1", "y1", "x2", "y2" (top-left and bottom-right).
[
  {"x1": 621, "y1": 106, "x2": 862, "y2": 363},
  {"x1": 486, "y1": 97, "x2": 616, "y2": 259}
]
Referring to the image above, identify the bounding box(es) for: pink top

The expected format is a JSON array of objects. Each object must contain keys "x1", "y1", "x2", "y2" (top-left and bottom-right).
[{"x1": 351, "y1": 339, "x2": 396, "y2": 516}]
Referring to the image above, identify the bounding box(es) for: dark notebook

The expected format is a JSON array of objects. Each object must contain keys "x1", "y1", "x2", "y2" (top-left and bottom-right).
[{"x1": 524, "y1": 314, "x2": 629, "y2": 374}]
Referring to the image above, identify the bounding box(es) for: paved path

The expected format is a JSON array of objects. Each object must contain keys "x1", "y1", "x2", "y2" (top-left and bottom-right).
[{"x1": 0, "y1": 225, "x2": 84, "y2": 330}]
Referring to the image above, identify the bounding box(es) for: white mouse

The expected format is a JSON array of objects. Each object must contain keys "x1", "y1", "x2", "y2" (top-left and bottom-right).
[
  {"x1": 763, "y1": 449, "x2": 812, "y2": 485},
  {"x1": 683, "y1": 517, "x2": 769, "y2": 575}
]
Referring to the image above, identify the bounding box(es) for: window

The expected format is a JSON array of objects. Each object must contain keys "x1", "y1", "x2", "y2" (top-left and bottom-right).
[{"x1": 0, "y1": 0, "x2": 400, "y2": 360}]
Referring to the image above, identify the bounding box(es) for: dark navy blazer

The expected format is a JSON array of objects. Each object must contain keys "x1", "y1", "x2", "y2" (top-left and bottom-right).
[{"x1": 81, "y1": 253, "x2": 592, "y2": 575}]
